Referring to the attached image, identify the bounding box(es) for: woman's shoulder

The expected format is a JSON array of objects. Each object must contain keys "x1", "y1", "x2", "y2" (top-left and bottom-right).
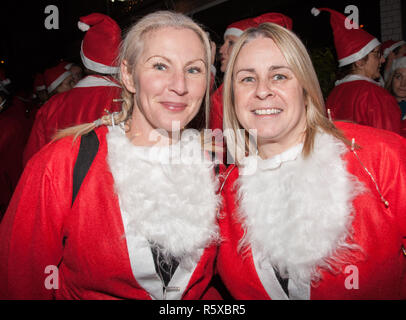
[
  {"x1": 334, "y1": 121, "x2": 406, "y2": 154},
  {"x1": 333, "y1": 79, "x2": 391, "y2": 95},
  {"x1": 26, "y1": 126, "x2": 109, "y2": 173}
]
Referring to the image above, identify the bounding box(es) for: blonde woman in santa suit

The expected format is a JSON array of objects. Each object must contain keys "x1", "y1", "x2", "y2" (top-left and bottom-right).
[
  {"x1": 0, "y1": 11, "x2": 222, "y2": 300},
  {"x1": 217, "y1": 22, "x2": 406, "y2": 299}
]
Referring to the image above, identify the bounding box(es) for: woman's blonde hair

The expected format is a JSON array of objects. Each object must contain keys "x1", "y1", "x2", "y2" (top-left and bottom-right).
[
  {"x1": 223, "y1": 22, "x2": 350, "y2": 165},
  {"x1": 54, "y1": 11, "x2": 212, "y2": 141}
]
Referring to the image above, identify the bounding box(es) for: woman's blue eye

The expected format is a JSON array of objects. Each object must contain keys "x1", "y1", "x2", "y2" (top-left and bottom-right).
[
  {"x1": 242, "y1": 76, "x2": 255, "y2": 83},
  {"x1": 188, "y1": 67, "x2": 201, "y2": 74},
  {"x1": 154, "y1": 63, "x2": 167, "y2": 71},
  {"x1": 273, "y1": 74, "x2": 287, "y2": 80}
]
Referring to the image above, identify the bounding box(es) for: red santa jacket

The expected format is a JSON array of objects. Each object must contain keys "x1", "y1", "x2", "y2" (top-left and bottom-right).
[
  {"x1": 23, "y1": 75, "x2": 122, "y2": 166},
  {"x1": 326, "y1": 76, "x2": 401, "y2": 134},
  {"x1": 0, "y1": 97, "x2": 34, "y2": 217},
  {"x1": 0, "y1": 126, "x2": 220, "y2": 300},
  {"x1": 217, "y1": 122, "x2": 406, "y2": 299}
]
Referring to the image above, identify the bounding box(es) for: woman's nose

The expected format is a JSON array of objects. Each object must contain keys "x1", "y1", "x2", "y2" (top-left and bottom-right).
[
  {"x1": 219, "y1": 42, "x2": 227, "y2": 56},
  {"x1": 169, "y1": 70, "x2": 188, "y2": 95},
  {"x1": 255, "y1": 79, "x2": 273, "y2": 100}
]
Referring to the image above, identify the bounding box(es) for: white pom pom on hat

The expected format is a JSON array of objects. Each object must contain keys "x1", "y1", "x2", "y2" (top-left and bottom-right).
[
  {"x1": 78, "y1": 21, "x2": 90, "y2": 32},
  {"x1": 311, "y1": 8, "x2": 320, "y2": 16}
]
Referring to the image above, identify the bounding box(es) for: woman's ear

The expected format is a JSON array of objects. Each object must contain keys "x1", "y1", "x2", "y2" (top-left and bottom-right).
[
  {"x1": 121, "y1": 60, "x2": 136, "y2": 93},
  {"x1": 354, "y1": 59, "x2": 365, "y2": 70}
]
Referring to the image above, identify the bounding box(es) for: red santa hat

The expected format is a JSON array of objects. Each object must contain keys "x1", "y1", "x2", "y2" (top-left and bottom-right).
[
  {"x1": 382, "y1": 40, "x2": 406, "y2": 59},
  {"x1": 78, "y1": 13, "x2": 121, "y2": 74},
  {"x1": 44, "y1": 63, "x2": 72, "y2": 93},
  {"x1": 311, "y1": 7, "x2": 380, "y2": 67},
  {"x1": 252, "y1": 12, "x2": 293, "y2": 30},
  {"x1": 224, "y1": 12, "x2": 292, "y2": 39},
  {"x1": 33, "y1": 73, "x2": 46, "y2": 92}
]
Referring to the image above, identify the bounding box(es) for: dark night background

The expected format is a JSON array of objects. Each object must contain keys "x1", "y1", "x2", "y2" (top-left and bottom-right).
[{"x1": 0, "y1": 0, "x2": 397, "y2": 95}]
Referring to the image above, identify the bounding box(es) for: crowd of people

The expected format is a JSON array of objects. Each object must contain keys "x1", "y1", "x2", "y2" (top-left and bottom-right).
[{"x1": 0, "y1": 6, "x2": 405, "y2": 300}]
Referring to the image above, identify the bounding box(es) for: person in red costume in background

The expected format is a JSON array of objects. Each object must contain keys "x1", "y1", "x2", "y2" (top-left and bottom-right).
[
  {"x1": 0, "y1": 10, "x2": 223, "y2": 300},
  {"x1": 217, "y1": 21, "x2": 406, "y2": 299},
  {"x1": 60, "y1": 61, "x2": 84, "y2": 86},
  {"x1": 44, "y1": 63, "x2": 75, "y2": 98},
  {"x1": 385, "y1": 55, "x2": 406, "y2": 137},
  {"x1": 381, "y1": 39, "x2": 406, "y2": 82},
  {"x1": 23, "y1": 13, "x2": 122, "y2": 166},
  {"x1": 209, "y1": 12, "x2": 293, "y2": 132},
  {"x1": 32, "y1": 72, "x2": 49, "y2": 105},
  {"x1": 312, "y1": 8, "x2": 401, "y2": 134},
  {"x1": 0, "y1": 70, "x2": 34, "y2": 219}
]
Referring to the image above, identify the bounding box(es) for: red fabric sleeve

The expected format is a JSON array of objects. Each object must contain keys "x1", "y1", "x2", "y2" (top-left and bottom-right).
[
  {"x1": 0, "y1": 138, "x2": 77, "y2": 299},
  {"x1": 360, "y1": 87, "x2": 401, "y2": 134},
  {"x1": 336, "y1": 122, "x2": 406, "y2": 235},
  {"x1": 380, "y1": 133, "x2": 406, "y2": 235},
  {"x1": 22, "y1": 107, "x2": 48, "y2": 167}
]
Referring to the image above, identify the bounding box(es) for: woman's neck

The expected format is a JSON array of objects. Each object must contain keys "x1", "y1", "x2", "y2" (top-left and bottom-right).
[
  {"x1": 125, "y1": 108, "x2": 180, "y2": 147},
  {"x1": 352, "y1": 68, "x2": 375, "y2": 80},
  {"x1": 257, "y1": 133, "x2": 305, "y2": 160},
  {"x1": 125, "y1": 126, "x2": 180, "y2": 147}
]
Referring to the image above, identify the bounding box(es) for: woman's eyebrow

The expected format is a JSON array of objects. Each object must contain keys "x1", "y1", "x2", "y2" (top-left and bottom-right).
[
  {"x1": 145, "y1": 55, "x2": 171, "y2": 63},
  {"x1": 235, "y1": 65, "x2": 291, "y2": 75},
  {"x1": 235, "y1": 68, "x2": 255, "y2": 75},
  {"x1": 269, "y1": 65, "x2": 291, "y2": 71},
  {"x1": 185, "y1": 58, "x2": 207, "y2": 66},
  {"x1": 145, "y1": 56, "x2": 206, "y2": 67}
]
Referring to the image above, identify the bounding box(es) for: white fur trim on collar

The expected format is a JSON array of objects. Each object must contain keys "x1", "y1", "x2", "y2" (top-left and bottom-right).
[
  {"x1": 74, "y1": 75, "x2": 121, "y2": 88},
  {"x1": 106, "y1": 126, "x2": 220, "y2": 269},
  {"x1": 237, "y1": 132, "x2": 364, "y2": 291},
  {"x1": 335, "y1": 74, "x2": 382, "y2": 87}
]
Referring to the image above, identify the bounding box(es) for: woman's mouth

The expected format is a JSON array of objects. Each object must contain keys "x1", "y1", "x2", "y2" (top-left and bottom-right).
[
  {"x1": 252, "y1": 108, "x2": 283, "y2": 116},
  {"x1": 160, "y1": 101, "x2": 187, "y2": 112}
]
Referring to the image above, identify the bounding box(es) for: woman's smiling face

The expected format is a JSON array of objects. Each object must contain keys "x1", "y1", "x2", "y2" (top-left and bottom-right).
[
  {"x1": 233, "y1": 36, "x2": 307, "y2": 153},
  {"x1": 121, "y1": 26, "x2": 207, "y2": 137}
]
